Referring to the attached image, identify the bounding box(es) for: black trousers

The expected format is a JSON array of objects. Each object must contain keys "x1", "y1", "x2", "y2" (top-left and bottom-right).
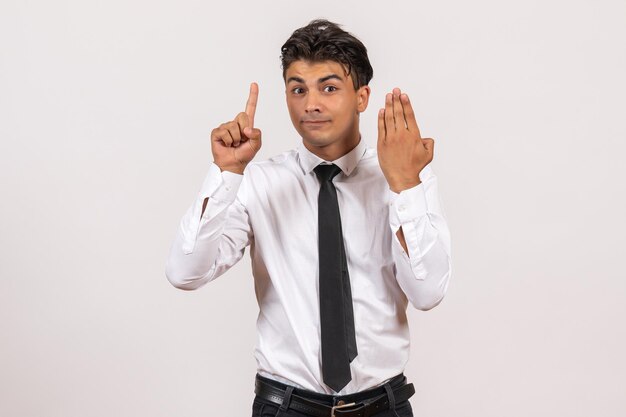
[{"x1": 251, "y1": 374, "x2": 414, "y2": 417}]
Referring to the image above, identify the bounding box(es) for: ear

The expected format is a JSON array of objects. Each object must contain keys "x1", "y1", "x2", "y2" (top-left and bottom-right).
[{"x1": 356, "y1": 85, "x2": 371, "y2": 113}]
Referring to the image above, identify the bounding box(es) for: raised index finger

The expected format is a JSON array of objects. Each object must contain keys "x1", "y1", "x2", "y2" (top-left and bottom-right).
[{"x1": 245, "y1": 82, "x2": 259, "y2": 127}]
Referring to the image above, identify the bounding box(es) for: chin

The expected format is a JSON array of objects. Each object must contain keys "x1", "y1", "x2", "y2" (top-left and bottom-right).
[
  {"x1": 302, "y1": 134, "x2": 335, "y2": 149},
  {"x1": 296, "y1": 127, "x2": 325, "y2": 143}
]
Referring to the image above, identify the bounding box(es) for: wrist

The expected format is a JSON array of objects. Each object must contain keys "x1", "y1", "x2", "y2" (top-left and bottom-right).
[
  {"x1": 384, "y1": 165, "x2": 426, "y2": 193},
  {"x1": 388, "y1": 179, "x2": 421, "y2": 193},
  {"x1": 217, "y1": 162, "x2": 247, "y2": 175}
]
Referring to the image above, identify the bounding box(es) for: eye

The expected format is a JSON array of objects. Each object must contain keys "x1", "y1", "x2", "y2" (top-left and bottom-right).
[
  {"x1": 323, "y1": 85, "x2": 337, "y2": 93},
  {"x1": 292, "y1": 87, "x2": 305, "y2": 95}
]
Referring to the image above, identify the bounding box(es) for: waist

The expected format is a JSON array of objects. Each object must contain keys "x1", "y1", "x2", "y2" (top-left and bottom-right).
[
  {"x1": 254, "y1": 373, "x2": 416, "y2": 417},
  {"x1": 254, "y1": 339, "x2": 410, "y2": 394},
  {"x1": 255, "y1": 373, "x2": 407, "y2": 405}
]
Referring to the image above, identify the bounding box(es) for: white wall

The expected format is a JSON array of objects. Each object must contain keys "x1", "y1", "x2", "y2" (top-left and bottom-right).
[{"x1": 1, "y1": 0, "x2": 625, "y2": 416}]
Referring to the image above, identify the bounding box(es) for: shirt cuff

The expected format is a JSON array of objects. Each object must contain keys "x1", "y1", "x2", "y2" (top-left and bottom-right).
[
  {"x1": 388, "y1": 182, "x2": 428, "y2": 231},
  {"x1": 200, "y1": 163, "x2": 243, "y2": 204}
]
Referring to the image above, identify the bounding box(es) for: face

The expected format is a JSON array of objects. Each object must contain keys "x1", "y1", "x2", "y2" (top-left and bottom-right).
[{"x1": 284, "y1": 60, "x2": 370, "y2": 160}]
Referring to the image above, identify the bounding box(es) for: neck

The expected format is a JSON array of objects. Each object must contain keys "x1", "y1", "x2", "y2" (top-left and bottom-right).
[{"x1": 303, "y1": 131, "x2": 361, "y2": 162}]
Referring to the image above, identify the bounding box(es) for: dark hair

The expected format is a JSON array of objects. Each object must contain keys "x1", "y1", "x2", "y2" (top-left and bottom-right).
[{"x1": 280, "y1": 19, "x2": 374, "y2": 90}]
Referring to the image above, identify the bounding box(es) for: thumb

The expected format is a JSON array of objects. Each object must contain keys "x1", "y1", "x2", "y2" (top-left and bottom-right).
[
  {"x1": 244, "y1": 127, "x2": 262, "y2": 144},
  {"x1": 422, "y1": 138, "x2": 434, "y2": 153}
]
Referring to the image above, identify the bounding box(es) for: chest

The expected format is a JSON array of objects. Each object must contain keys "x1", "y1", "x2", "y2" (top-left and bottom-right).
[{"x1": 246, "y1": 166, "x2": 392, "y2": 259}]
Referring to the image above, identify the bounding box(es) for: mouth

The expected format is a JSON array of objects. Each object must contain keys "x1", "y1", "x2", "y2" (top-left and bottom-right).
[{"x1": 301, "y1": 120, "x2": 331, "y2": 126}]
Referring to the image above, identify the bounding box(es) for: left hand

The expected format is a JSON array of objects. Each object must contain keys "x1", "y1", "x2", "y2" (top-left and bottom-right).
[{"x1": 377, "y1": 87, "x2": 434, "y2": 193}]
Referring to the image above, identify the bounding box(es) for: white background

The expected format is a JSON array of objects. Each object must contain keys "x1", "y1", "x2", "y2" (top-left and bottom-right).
[{"x1": 1, "y1": 0, "x2": 625, "y2": 416}]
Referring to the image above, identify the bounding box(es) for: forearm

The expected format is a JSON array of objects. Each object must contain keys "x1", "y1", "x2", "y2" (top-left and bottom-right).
[
  {"x1": 165, "y1": 200, "x2": 232, "y2": 290},
  {"x1": 165, "y1": 163, "x2": 246, "y2": 290},
  {"x1": 391, "y1": 215, "x2": 451, "y2": 310},
  {"x1": 395, "y1": 228, "x2": 408, "y2": 254},
  {"x1": 388, "y1": 165, "x2": 452, "y2": 310}
]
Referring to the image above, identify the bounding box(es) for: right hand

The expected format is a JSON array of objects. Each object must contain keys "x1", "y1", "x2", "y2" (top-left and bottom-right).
[{"x1": 210, "y1": 82, "x2": 262, "y2": 174}]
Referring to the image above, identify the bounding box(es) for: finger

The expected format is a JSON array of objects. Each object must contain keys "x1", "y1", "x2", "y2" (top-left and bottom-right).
[
  {"x1": 377, "y1": 108, "x2": 386, "y2": 142},
  {"x1": 245, "y1": 82, "x2": 259, "y2": 127},
  {"x1": 400, "y1": 93, "x2": 421, "y2": 136},
  {"x1": 384, "y1": 93, "x2": 394, "y2": 134},
  {"x1": 422, "y1": 138, "x2": 435, "y2": 154},
  {"x1": 224, "y1": 122, "x2": 241, "y2": 146},
  {"x1": 244, "y1": 127, "x2": 262, "y2": 149},
  {"x1": 235, "y1": 112, "x2": 251, "y2": 145},
  {"x1": 392, "y1": 88, "x2": 404, "y2": 130},
  {"x1": 243, "y1": 126, "x2": 261, "y2": 142},
  {"x1": 214, "y1": 127, "x2": 233, "y2": 147}
]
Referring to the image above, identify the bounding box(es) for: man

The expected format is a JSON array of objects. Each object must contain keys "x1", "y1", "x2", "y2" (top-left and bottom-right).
[{"x1": 166, "y1": 19, "x2": 451, "y2": 417}]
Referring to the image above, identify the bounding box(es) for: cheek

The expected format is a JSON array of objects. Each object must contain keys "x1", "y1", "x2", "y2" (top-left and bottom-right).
[{"x1": 330, "y1": 99, "x2": 356, "y2": 121}]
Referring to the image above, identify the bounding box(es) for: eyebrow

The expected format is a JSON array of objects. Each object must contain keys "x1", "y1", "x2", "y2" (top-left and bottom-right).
[{"x1": 286, "y1": 74, "x2": 344, "y2": 84}]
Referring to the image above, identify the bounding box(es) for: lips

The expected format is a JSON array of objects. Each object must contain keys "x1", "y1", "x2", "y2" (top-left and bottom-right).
[{"x1": 301, "y1": 120, "x2": 330, "y2": 125}]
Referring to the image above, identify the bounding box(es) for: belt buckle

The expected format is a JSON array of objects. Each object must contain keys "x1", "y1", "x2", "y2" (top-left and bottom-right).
[{"x1": 331, "y1": 401, "x2": 356, "y2": 417}]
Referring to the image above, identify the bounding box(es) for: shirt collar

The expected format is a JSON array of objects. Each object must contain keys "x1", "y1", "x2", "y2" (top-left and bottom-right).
[{"x1": 297, "y1": 137, "x2": 367, "y2": 177}]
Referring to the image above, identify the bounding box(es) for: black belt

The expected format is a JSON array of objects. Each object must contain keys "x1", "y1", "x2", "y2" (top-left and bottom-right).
[{"x1": 254, "y1": 374, "x2": 415, "y2": 417}]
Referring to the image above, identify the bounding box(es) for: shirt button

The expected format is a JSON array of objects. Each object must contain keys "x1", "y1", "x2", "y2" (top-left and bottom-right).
[
  {"x1": 337, "y1": 400, "x2": 346, "y2": 406},
  {"x1": 225, "y1": 186, "x2": 231, "y2": 191}
]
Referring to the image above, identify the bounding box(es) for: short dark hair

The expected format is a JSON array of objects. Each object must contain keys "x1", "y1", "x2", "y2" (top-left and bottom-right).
[{"x1": 280, "y1": 19, "x2": 374, "y2": 90}]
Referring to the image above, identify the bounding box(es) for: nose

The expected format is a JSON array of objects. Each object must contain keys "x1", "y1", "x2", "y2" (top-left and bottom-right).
[{"x1": 304, "y1": 90, "x2": 322, "y2": 113}]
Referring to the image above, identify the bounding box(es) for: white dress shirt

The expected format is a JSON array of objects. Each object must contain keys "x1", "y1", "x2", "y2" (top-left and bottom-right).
[{"x1": 165, "y1": 138, "x2": 452, "y2": 395}]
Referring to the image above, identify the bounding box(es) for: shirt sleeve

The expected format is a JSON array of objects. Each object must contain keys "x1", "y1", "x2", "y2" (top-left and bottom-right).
[
  {"x1": 165, "y1": 162, "x2": 253, "y2": 290},
  {"x1": 388, "y1": 164, "x2": 452, "y2": 310}
]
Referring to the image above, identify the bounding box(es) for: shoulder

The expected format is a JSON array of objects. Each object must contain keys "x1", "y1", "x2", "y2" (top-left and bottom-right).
[
  {"x1": 356, "y1": 145, "x2": 382, "y2": 171},
  {"x1": 245, "y1": 148, "x2": 298, "y2": 174},
  {"x1": 240, "y1": 149, "x2": 301, "y2": 189}
]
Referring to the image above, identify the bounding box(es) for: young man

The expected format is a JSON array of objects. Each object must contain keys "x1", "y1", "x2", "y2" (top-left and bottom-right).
[{"x1": 166, "y1": 19, "x2": 451, "y2": 417}]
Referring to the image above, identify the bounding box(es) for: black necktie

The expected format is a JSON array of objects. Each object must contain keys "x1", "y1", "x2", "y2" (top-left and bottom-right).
[{"x1": 314, "y1": 163, "x2": 358, "y2": 392}]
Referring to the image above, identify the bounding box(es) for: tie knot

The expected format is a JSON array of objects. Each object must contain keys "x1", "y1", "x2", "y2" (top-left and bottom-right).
[{"x1": 314, "y1": 164, "x2": 342, "y2": 182}]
